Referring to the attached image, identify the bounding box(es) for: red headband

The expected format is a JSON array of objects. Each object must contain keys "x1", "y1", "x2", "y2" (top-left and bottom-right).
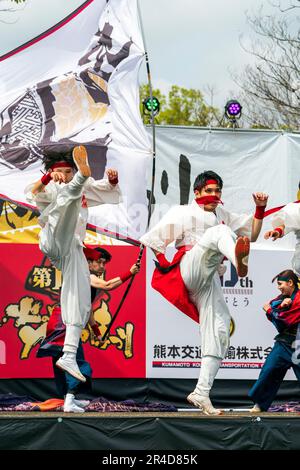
[
  {"x1": 205, "y1": 179, "x2": 218, "y2": 185},
  {"x1": 194, "y1": 179, "x2": 220, "y2": 192},
  {"x1": 83, "y1": 246, "x2": 101, "y2": 261},
  {"x1": 50, "y1": 162, "x2": 73, "y2": 170}
]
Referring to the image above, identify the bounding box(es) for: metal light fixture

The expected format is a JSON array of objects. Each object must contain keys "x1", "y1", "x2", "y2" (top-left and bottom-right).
[
  {"x1": 224, "y1": 100, "x2": 242, "y2": 123},
  {"x1": 143, "y1": 96, "x2": 160, "y2": 116}
]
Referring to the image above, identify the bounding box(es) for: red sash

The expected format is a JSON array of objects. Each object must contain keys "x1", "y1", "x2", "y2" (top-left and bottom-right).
[
  {"x1": 36, "y1": 306, "x2": 66, "y2": 358},
  {"x1": 264, "y1": 200, "x2": 300, "y2": 217},
  {"x1": 151, "y1": 199, "x2": 300, "y2": 324},
  {"x1": 151, "y1": 246, "x2": 199, "y2": 323}
]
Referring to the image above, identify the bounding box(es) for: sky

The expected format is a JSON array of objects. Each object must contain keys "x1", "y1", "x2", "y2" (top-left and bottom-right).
[
  {"x1": 138, "y1": 0, "x2": 291, "y2": 107},
  {"x1": 0, "y1": 0, "x2": 296, "y2": 108}
]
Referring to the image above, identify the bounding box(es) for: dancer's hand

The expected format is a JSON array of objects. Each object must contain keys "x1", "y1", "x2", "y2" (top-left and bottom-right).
[
  {"x1": 51, "y1": 171, "x2": 66, "y2": 184},
  {"x1": 106, "y1": 168, "x2": 118, "y2": 184},
  {"x1": 280, "y1": 298, "x2": 292, "y2": 308},
  {"x1": 253, "y1": 192, "x2": 268, "y2": 206},
  {"x1": 263, "y1": 303, "x2": 271, "y2": 312},
  {"x1": 264, "y1": 230, "x2": 281, "y2": 241},
  {"x1": 130, "y1": 263, "x2": 140, "y2": 275}
]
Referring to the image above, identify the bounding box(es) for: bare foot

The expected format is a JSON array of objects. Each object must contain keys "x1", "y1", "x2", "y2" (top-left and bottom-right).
[
  {"x1": 73, "y1": 145, "x2": 91, "y2": 177},
  {"x1": 235, "y1": 236, "x2": 250, "y2": 277}
]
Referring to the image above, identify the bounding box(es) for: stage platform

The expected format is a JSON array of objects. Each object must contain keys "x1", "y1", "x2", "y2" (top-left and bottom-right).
[
  {"x1": 1, "y1": 378, "x2": 300, "y2": 450},
  {"x1": 1, "y1": 410, "x2": 300, "y2": 450}
]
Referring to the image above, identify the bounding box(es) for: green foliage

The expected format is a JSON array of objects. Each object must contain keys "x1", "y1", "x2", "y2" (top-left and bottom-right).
[
  {"x1": 250, "y1": 123, "x2": 272, "y2": 130},
  {"x1": 140, "y1": 84, "x2": 221, "y2": 126}
]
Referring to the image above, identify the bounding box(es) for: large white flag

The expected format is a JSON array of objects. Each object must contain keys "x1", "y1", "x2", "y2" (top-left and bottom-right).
[{"x1": 0, "y1": 0, "x2": 151, "y2": 242}]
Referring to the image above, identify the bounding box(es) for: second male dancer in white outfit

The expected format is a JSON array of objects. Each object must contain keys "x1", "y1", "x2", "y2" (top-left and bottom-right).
[{"x1": 140, "y1": 171, "x2": 268, "y2": 414}]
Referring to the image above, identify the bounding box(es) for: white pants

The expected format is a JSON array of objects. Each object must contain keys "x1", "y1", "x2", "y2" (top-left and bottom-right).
[
  {"x1": 39, "y1": 172, "x2": 91, "y2": 333},
  {"x1": 292, "y1": 244, "x2": 300, "y2": 276},
  {"x1": 180, "y1": 224, "x2": 238, "y2": 396}
]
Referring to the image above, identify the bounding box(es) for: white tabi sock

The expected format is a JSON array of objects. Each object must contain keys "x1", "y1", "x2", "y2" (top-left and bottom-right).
[
  {"x1": 63, "y1": 325, "x2": 82, "y2": 354},
  {"x1": 195, "y1": 355, "x2": 222, "y2": 397}
]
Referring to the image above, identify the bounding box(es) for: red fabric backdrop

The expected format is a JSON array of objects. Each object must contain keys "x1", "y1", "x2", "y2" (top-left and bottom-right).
[{"x1": 0, "y1": 244, "x2": 146, "y2": 378}]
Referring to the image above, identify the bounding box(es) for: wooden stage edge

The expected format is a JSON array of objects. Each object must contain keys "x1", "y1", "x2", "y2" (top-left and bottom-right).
[{"x1": 0, "y1": 410, "x2": 299, "y2": 419}]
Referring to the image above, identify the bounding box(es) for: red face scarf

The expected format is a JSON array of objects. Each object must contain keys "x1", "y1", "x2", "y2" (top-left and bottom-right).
[{"x1": 195, "y1": 195, "x2": 223, "y2": 206}]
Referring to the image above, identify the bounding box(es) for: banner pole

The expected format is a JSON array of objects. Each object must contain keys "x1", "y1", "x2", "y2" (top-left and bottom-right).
[
  {"x1": 137, "y1": 0, "x2": 156, "y2": 227},
  {"x1": 102, "y1": 0, "x2": 157, "y2": 341}
]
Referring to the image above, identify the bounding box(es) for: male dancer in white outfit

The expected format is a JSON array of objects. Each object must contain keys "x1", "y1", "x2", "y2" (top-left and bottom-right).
[
  {"x1": 26, "y1": 145, "x2": 121, "y2": 382},
  {"x1": 265, "y1": 199, "x2": 300, "y2": 275},
  {"x1": 140, "y1": 171, "x2": 268, "y2": 415}
]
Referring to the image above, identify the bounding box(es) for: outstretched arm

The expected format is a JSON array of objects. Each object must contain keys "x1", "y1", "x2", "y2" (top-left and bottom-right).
[
  {"x1": 90, "y1": 263, "x2": 140, "y2": 291},
  {"x1": 84, "y1": 168, "x2": 122, "y2": 206},
  {"x1": 265, "y1": 202, "x2": 300, "y2": 241},
  {"x1": 140, "y1": 205, "x2": 189, "y2": 253},
  {"x1": 31, "y1": 171, "x2": 66, "y2": 195},
  {"x1": 88, "y1": 262, "x2": 140, "y2": 345},
  {"x1": 251, "y1": 192, "x2": 269, "y2": 242}
]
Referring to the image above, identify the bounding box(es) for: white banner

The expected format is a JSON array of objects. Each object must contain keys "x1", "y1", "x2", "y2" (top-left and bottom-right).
[
  {"x1": 144, "y1": 126, "x2": 300, "y2": 379},
  {"x1": 146, "y1": 126, "x2": 300, "y2": 250},
  {"x1": 0, "y1": 0, "x2": 151, "y2": 240}
]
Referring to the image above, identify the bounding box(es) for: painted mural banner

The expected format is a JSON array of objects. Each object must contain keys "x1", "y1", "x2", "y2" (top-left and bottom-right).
[
  {"x1": 0, "y1": 0, "x2": 151, "y2": 241},
  {"x1": 0, "y1": 244, "x2": 146, "y2": 378}
]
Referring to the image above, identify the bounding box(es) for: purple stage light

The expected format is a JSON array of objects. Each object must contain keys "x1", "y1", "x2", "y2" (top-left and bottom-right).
[{"x1": 225, "y1": 100, "x2": 242, "y2": 119}]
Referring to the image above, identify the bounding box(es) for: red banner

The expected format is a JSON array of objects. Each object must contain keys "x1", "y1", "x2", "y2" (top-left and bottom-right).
[{"x1": 0, "y1": 244, "x2": 146, "y2": 378}]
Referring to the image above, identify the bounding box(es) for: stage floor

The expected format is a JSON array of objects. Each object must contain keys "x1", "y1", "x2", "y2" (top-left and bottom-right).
[
  {"x1": 0, "y1": 410, "x2": 300, "y2": 418},
  {"x1": 1, "y1": 410, "x2": 300, "y2": 450}
]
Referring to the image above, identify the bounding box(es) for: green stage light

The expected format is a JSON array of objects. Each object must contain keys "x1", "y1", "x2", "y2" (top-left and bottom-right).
[{"x1": 143, "y1": 96, "x2": 160, "y2": 116}]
